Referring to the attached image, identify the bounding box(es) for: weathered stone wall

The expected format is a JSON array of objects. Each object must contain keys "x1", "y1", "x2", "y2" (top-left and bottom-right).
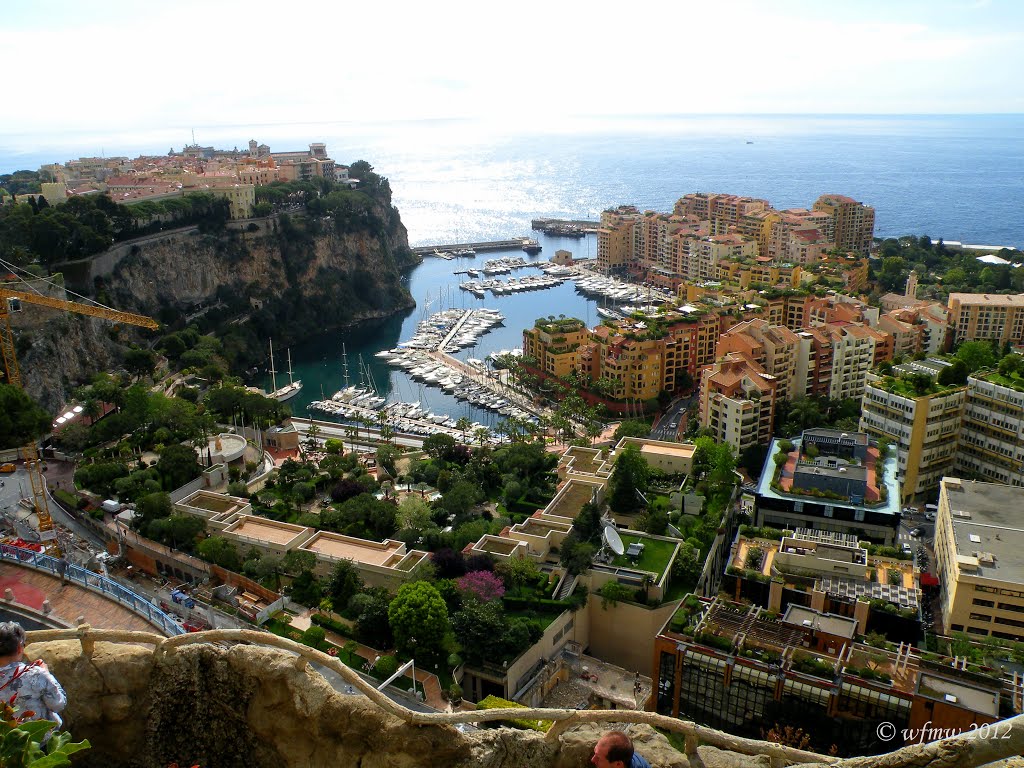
[{"x1": 23, "y1": 638, "x2": 1024, "y2": 768}]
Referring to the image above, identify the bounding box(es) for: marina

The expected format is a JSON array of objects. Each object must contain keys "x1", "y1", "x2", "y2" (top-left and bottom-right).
[{"x1": 258, "y1": 233, "x2": 613, "y2": 430}]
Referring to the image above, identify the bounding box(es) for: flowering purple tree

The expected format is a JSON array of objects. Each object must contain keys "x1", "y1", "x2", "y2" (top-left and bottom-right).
[{"x1": 456, "y1": 570, "x2": 505, "y2": 603}]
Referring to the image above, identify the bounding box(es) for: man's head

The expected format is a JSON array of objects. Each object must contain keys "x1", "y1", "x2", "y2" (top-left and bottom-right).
[
  {"x1": 591, "y1": 731, "x2": 634, "y2": 768},
  {"x1": 0, "y1": 622, "x2": 26, "y2": 659}
]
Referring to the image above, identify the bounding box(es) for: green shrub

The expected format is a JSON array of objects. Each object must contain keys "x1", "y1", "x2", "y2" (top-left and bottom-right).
[
  {"x1": 476, "y1": 695, "x2": 551, "y2": 731},
  {"x1": 373, "y1": 654, "x2": 399, "y2": 679}
]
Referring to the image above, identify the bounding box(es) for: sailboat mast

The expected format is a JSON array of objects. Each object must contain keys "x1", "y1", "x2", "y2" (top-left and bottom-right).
[
  {"x1": 287, "y1": 348, "x2": 295, "y2": 385},
  {"x1": 269, "y1": 339, "x2": 279, "y2": 394},
  {"x1": 342, "y1": 343, "x2": 351, "y2": 389}
]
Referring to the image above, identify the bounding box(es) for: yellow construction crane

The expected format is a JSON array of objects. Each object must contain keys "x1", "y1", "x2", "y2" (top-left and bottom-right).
[{"x1": 0, "y1": 285, "x2": 159, "y2": 551}]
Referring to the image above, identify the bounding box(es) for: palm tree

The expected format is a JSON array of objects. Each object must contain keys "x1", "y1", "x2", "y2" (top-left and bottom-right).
[
  {"x1": 455, "y1": 417, "x2": 472, "y2": 444},
  {"x1": 307, "y1": 421, "x2": 322, "y2": 452},
  {"x1": 474, "y1": 426, "x2": 492, "y2": 447}
]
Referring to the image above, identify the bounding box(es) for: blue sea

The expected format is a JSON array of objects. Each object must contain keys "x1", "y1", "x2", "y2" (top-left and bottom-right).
[{"x1": 4, "y1": 114, "x2": 1023, "y2": 422}]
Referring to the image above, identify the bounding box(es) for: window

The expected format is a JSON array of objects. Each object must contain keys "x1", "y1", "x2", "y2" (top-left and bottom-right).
[
  {"x1": 973, "y1": 599, "x2": 995, "y2": 608},
  {"x1": 969, "y1": 613, "x2": 991, "y2": 622}
]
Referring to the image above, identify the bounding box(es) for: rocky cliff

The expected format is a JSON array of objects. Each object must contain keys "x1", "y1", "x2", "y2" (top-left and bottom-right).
[{"x1": 18, "y1": 209, "x2": 419, "y2": 412}]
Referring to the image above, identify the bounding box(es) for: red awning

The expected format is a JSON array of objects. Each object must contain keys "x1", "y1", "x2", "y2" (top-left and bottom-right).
[{"x1": 919, "y1": 572, "x2": 939, "y2": 587}]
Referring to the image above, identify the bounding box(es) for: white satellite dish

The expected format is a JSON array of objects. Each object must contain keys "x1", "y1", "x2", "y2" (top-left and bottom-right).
[{"x1": 603, "y1": 525, "x2": 625, "y2": 556}]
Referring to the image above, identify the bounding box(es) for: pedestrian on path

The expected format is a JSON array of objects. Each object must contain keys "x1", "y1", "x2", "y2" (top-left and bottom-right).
[{"x1": 56, "y1": 555, "x2": 69, "y2": 587}]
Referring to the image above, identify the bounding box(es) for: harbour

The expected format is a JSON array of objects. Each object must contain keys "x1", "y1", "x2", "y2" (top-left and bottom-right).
[{"x1": 263, "y1": 234, "x2": 605, "y2": 431}]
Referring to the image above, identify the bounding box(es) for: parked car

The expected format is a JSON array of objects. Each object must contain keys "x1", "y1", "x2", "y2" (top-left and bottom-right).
[
  {"x1": 911, "y1": 527, "x2": 925, "y2": 537},
  {"x1": 901, "y1": 543, "x2": 913, "y2": 554}
]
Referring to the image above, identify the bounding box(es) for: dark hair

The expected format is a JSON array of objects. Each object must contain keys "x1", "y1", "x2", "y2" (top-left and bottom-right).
[
  {"x1": 603, "y1": 731, "x2": 634, "y2": 765},
  {"x1": 0, "y1": 622, "x2": 26, "y2": 657}
]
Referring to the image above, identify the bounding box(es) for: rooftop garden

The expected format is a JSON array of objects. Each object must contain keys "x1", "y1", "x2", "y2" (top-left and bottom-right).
[
  {"x1": 534, "y1": 315, "x2": 585, "y2": 334},
  {"x1": 610, "y1": 533, "x2": 676, "y2": 579},
  {"x1": 873, "y1": 373, "x2": 961, "y2": 398}
]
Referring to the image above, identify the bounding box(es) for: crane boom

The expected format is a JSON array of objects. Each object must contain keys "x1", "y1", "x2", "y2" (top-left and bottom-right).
[
  {"x1": 0, "y1": 283, "x2": 159, "y2": 550},
  {"x1": 1, "y1": 288, "x2": 160, "y2": 330}
]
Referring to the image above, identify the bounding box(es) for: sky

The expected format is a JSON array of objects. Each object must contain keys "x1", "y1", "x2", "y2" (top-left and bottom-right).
[{"x1": 1, "y1": 0, "x2": 1021, "y2": 150}]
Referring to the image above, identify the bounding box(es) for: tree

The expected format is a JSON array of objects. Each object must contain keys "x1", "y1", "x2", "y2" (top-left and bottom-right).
[
  {"x1": 938, "y1": 358, "x2": 968, "y2": 386},
  {"x1": 611, "y1": 419, "x2": 651, "y2": 442},
  {"x1": 134, "y1": 491, "x2": 172, "y2": 530},
  {"x1": 560, "y1": 535, "x2": 596, "y2": 576},
  {"x1": 155, "y1": 443, "x2": 201, "y2": 490},
  {"x1": 495, "y1": 555, "x2": 540, "y2": 594},
  {"x1": 397, "y1": 494, "x2": 433, "y2": 532},
  {"x1": 388, "y1": 581, "x2": 449, "y2": 661},
  {"x1": 353, "y1": 587, "x2": 394, "y2": 648},
  {"x1": 124, "y1": 346, "x2": 157, "y2": 381},
  {"x1": 0, "y1": 384, "x2": 51, "y2": 449},
  {"x1": 572, "y1": 500, "x2": 604, "y2": 544},
  {"x1": 955, "y1": 341, "x2": 997, "y2": 374},
  {"x1": 607, "y1": 444, "x2": 650, "y2": 514},
  {"x1": 327, "y1": 559, "x2": 364, "y2": 607},
  {"x1": 455, "y1": 570, "x2": 505, "y2": 602},
  {"x1": 422, "y1": 432, "x2": 457, "y2": 460},
  {"x1": 196, "y1": 536, "x2": 242, "y2": 571}
]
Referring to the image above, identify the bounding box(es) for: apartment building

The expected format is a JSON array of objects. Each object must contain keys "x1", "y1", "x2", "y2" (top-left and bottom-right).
[
  {"x1": 716, "y1": 256, "x2": 802, "y2": 289},
  {"x1": 955, "y1": 371, "x2": 1024, "y2": 487},
  {"x1": 687, "y1": 233, "x2": 759, "y2": 282},
  {"x1": 755, "y1": 429, "x2": 901, "y2": 545},
  {"x1": 933, "y1": 478, "x2": 1024, "y2": 640},
  {"x1": 674, "y1": 192, "x2": 769, "y2": 229},
  {"x1": 522, "y1": 317, "x2": 589, "y2": 380},
  {"x1": 717, "y1": 319, "x2": 801, "y2": 401},
  {"x1": 698, "y1": 353, "x2": 778, "y2": 454},
  {"x1": 826, "y1": 324, "x2": 890, "y2": 401},
  {"x1": 812, "y1": 194, "x2": 876, "y2": 253},
  {"x1": 946, "y1": 293, "x2": 1024, "y2": 348},
  {"x1": 859, "y1": 364, "x2": 966, "y2": 503},
  {"x1": 597, "y1": 206, "x2": 641, "y2": 274}
]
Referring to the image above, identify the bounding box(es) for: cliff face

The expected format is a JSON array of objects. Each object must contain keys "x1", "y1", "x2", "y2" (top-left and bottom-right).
[{"x1": 18, "y1": 210, "x2": 419, "y2": 412}]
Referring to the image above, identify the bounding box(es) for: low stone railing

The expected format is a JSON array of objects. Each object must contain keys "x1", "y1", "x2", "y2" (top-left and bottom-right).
[{"x1": 27, "y1": 626, "x2": 1024, "y2": 768}]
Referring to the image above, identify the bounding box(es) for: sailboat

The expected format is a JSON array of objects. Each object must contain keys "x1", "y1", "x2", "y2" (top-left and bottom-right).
[{"x1": 267, "y1": 340, "x2": 303, "y2": 403}]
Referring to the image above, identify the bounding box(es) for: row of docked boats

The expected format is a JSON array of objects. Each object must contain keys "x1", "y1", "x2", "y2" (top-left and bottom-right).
[
  {"x1": 376, "y1": 348, "x2": 536, "y2": 422},
  {"x1": 480, "y1": 256, "x2": 530, "y2": 275},
  {"x1": 574, "y1": 275, "x2": 674, "y2": 305},
  {"x1": 433, "y1": 247, "x2": 477, "y2": 260},
  {"x1": 389, "y1": 308, "x2": 504, "y2": 354},
  {"x1": 460, "y1": 273, "x2": 568, "y2": 298}
]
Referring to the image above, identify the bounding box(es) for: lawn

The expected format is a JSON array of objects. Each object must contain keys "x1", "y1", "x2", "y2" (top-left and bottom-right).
[{"x1": 611, "y1": 534, "x2": 676, "y2": 579}]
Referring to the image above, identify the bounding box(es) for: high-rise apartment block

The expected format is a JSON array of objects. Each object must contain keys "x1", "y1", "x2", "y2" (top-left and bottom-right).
[
  {"x1": 946, "y1": 293, "x2": 1024, "y2": 348},
  {"x1": 859, "y1": 362, "x2": 966, "y2": 503},
  {"x1": 955, "y1": 370, "x2": 1024, "y2": 487},
  {"x1": 812, "y1": 194, "x2": 876, "y2": 254},
  {"x1": 698, "y1": 353, "x2": 778, "y2": 454}
]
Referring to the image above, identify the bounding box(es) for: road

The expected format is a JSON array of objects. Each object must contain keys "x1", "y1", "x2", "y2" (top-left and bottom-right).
[{"x1": 649, "y1": 394, "x2": 697, "y2": 441}]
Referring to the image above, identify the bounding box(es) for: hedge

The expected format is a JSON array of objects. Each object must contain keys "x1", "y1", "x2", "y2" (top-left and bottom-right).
[
  {"x1": 502, "y1": 596, "x2": 572, "y2": 612},
  {"x1": 310, "y1": 612, "x2": 354, "y2": 638}
]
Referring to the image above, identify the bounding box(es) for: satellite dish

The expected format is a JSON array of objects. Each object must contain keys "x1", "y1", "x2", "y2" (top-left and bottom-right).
[{"x1": 603, "y1": 525, "x2": 625, "y2": 556}]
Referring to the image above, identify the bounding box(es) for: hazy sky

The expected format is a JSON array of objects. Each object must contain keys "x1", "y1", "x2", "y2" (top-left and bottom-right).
[{"x1": 2, "y1": 0, "x2": 1021, "y2": 143}]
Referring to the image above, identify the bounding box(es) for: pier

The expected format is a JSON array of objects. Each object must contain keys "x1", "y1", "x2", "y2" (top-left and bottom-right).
[
  {"x1": 531, "y1": 218, "x2": 602, "y2": 235},
  {"x1": 411, "y1": 238, "x2": 541, "y2": 256}
]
